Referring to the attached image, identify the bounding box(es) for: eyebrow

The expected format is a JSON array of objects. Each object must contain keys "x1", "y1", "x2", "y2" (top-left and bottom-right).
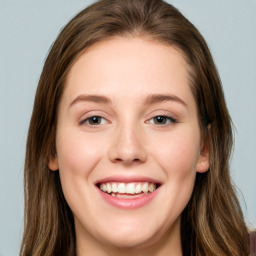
[
  {"x1": 144, "y1": 93, "x2": 187, "y2": 107},
  {"x1": 69, "y1": 94, "x2": 111, "y2": 108},
  {"x1": 69, "y1": 93, "x2": 187, "y2": 108}
]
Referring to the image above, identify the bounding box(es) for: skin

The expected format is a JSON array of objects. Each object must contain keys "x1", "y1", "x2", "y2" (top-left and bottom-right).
[{"x1": 49, "y1": 37, "x2": 209, "y2": 256}]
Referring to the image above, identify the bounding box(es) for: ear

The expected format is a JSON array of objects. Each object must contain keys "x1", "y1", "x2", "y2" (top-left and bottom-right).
[
  {"x1": 196, "y1": 144, "x2": 209, "y2": 173},
  {"x1": 48, "y1": 155, "x2": 59, "y2": 171}
]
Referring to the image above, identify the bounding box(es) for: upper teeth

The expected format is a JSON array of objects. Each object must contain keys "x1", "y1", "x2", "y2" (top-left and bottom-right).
[{"x1": 99, "y1": 182, "x2": 156, "y2": 194}]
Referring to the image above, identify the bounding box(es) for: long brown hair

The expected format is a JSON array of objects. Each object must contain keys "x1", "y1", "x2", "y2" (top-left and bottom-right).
[{"x1": 20, "y1": 0, "x2": 250, "y2": 255}]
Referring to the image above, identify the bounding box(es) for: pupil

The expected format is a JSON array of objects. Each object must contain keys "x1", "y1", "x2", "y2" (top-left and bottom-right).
[
  {"x1": 90, "y1": 116, "x2": 100, "y2": 124},
  {"x1": 155, "y1": 116, "x2": 166, "y2": 124}
]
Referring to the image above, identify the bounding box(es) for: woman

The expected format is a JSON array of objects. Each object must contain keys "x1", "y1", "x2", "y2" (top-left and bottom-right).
[{"x1": 20, "y1": 0, "x2": 250, "y2": 255}]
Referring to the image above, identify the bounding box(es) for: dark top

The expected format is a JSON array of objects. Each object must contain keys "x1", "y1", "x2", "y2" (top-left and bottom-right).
[{"x1": 250, "y1": 231, "x2": 256, "y2": 256}]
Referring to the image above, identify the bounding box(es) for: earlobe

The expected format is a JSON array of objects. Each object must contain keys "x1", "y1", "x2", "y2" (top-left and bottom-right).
[
  {"x1": 196, "y1": 147, "x2": 210, "y2": 173},
  {"x1": 48, "y1": 156, "x2": 59, "y2": 171}
]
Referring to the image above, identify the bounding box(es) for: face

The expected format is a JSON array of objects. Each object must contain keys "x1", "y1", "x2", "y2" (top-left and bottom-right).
[{"x1": 49, "y1": 37, "x2": 209, "y2": 254}]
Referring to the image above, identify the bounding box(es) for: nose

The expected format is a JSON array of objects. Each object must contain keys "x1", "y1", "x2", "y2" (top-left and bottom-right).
[{"x1": 108, "y1": 124, "x2": 147, "y2": 165}]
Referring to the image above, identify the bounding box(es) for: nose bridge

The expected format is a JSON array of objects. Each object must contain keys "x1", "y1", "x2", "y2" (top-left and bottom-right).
[{"x1": 108, "y1": 117, "x2": 147, "y2": 164}]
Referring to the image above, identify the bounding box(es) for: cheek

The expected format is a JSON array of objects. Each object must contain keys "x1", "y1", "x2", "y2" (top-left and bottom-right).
[
  {"x1": 55, "y1": 130, "x2": 106, "y2": 214},
  {"x1": 152, "y1": 128, "x2": 200, "y2": 176},
  {"x1": 56, "y1": 130, "x2": 104, "y2": 176},
  {"x1": 55, "y1": 130, "x2": 105, "y2": 206},
  {"x1": 149, "y1": 127, "x2": 200, "y2": 211}
]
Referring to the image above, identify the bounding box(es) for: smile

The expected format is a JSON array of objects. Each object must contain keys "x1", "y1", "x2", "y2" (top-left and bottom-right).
[
  {"x1": 96, "y1": 180, "x2": 161, "y2": 209},
  {"x1": 99, "y1": 182, "x2": 157, "y2": 198}
]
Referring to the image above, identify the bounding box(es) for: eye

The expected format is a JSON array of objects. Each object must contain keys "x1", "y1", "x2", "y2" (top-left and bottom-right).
[
  {"x1": 81, "y1": 116, "x2": 108, "y2": 126},
  {"x1": 148, "y1": 115, "x2": 177, "y2": 125}
]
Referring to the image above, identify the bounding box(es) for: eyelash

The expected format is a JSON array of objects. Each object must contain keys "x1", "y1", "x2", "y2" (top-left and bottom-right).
[
  {"x1": 79, "y1": 116, "x2": 108, "y2": 126},
  {"x1": 80, "y1": 115, "x2": 178, "y2": 127},
  {"x1": 147, "y1": 115, "x2": 178, "y2": 126}
]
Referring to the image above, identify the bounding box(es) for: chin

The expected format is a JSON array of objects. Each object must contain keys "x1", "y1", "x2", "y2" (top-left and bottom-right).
[
  {"x1": 99, "y1": 228, "x2": 162, "y2": 250},
  {"x1": 87, "y1": 214, "x2": 180, "y2": 252}
]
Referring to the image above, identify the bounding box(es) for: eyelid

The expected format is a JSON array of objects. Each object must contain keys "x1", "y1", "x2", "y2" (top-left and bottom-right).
[
  {"x1": 146, "y1": 109, "x2": 178, "y2": 120},
  {"x1": 81, "y1": 116, "x2": 108, "y2": 125},
  {"x1": 146, "y1": 115, "x2": 178, "y2": 125},
  {"x1": 79, "y1": 111, "x2": 111, "y2": 127}
]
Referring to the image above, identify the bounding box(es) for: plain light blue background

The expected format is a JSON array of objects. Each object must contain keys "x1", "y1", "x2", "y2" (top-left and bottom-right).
[{"x1": 0, "y1": 1, "x2": 255, "y2": 255}]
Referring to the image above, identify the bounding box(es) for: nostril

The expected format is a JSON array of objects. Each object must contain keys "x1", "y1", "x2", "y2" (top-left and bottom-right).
[{"x1": 114, "y1": 157, "x2": 141, "y2": 164}]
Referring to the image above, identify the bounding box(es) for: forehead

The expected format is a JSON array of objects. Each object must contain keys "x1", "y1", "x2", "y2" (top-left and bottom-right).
[{"x1": 63, "y1": 36, "x2": 194, "y2": 108}]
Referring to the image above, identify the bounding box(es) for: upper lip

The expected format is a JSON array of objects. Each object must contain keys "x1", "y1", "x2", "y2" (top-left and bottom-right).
[{"x1": 95, "y1": 175, "x2": 162, "y2": 185}]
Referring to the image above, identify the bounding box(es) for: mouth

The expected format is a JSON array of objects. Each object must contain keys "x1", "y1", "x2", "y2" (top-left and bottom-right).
[{"x1": 96, "y1": 182, "x2": 160, "y2": 199}]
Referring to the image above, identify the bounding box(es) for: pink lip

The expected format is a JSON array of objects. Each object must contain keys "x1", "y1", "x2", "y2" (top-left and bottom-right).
[
  {"x1": 95, "y1": 175, "x2": 161, "y2": 184},
  {"x1": 96, "y1": 186, "x2": 160, "y2": 210},
  {"x1": 95, "y1": 176, "x2": 161, "y2": 209}
]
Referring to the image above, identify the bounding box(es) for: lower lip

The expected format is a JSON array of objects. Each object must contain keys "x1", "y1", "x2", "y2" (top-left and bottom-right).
[{"x1": 97, "y1": 187, "x2": 159, "y2": 209}]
